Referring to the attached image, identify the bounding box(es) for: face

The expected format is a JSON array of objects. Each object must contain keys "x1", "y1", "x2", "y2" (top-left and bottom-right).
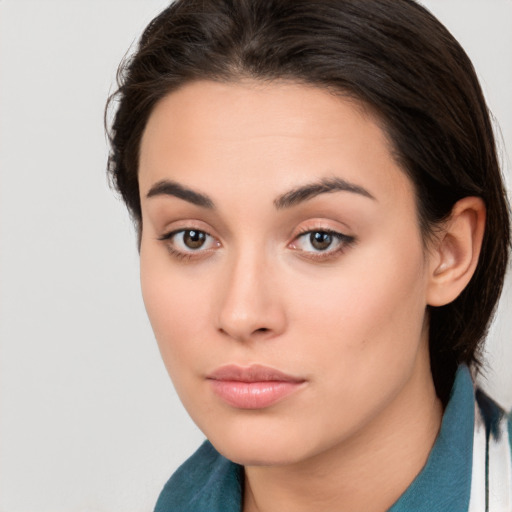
[{"x1": 138, "y1": 80, "x2": 435, "y2": 466}]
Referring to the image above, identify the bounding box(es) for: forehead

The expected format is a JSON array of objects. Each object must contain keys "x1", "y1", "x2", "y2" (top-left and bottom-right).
[{"x1": 139, "y1": 80, "x2": 413, "y2": 207}]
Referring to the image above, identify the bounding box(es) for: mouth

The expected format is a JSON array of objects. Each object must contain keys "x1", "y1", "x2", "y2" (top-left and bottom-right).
[{"x1": 206, "y1": 364, "x2": 306, "y2": 409}]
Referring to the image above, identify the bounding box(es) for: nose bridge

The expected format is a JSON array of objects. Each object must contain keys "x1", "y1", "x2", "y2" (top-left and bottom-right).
[{"x1": 216, "y1": 242, "x2": 285, "y2": 341}]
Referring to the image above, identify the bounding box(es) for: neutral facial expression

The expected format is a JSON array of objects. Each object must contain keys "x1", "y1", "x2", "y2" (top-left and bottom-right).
[{"x1": 138, "y1": 80, "x2": 434, "y2": 465}]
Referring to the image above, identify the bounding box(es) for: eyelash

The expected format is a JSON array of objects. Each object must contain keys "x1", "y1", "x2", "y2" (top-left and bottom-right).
[
  {"x1": 158, "y1": 227, "x2": 355, "y2": 262},
  {"x1": 291, "y1": 227, "x2": 355, "y2": 261},
  {"x1": 158, "y1": 229, "x2": 218, "y2": 261}
]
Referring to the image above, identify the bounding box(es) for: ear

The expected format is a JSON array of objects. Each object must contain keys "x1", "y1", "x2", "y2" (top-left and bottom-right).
[{"x1": 426, "y1": 196, "x2": 486, "y2": 307}]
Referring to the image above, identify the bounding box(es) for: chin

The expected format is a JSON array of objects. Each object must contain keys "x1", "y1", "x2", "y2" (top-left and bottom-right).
[
  {"x1": 200, "y1": 416, "x2": 321, "y2": 467},
  {"x1": 212, "y1": 439, "x2": 306, "y2": 467}
]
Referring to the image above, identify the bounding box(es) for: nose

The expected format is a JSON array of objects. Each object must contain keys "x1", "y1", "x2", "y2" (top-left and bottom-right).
[{"x1": 216, "y1": 249, "x2": 287, "y2": 343}]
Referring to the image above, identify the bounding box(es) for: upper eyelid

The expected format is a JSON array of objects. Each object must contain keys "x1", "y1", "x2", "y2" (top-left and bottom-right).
[
  {"x1": 159, "y1": 228, "x2": 216, "y2": 243},
  {"x1": 158, "y1": 224, "x2": 215, "y2": 239},
  {"x1": 295, "y1": 227, "x2": 344, "y2": 236},
  {"x1": 293, "y1": 229, "x2": 352, "y2": 244},
  {"x1": 160, "y1": 229, "x2": 220, "y2": 258},
  {"x1": 157, "y1": 222, "x2": 353, "y2": 244},
  {"x1": 292, "y1": 225, "x2": 352, "y2": 241},
  {"x1": 292, "y1": 217, "x2": 352, "y2": 233},
  {"x1": 158, "y1": 227, "x2": 346, "y2": 242}
]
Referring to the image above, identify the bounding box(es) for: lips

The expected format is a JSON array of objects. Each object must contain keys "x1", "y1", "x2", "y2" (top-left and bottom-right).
[{"x1": 206, "y1": 364, "x2": 306, "y2": 409}]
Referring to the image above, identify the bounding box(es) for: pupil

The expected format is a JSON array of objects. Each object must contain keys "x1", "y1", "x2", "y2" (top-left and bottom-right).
[
  {"x1": 184, "y1": 230, "x2": 206, "y2": 249},
  {"x1": 310, "y1": 231, "x2": 332, "y2": 250}
]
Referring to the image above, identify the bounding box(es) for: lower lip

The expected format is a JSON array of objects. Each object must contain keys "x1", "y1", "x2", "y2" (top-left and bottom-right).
[{"x1": 209, "y1": 380, "x2": 304, "y2": 409}]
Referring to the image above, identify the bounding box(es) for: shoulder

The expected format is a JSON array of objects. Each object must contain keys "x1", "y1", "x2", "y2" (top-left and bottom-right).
[{"x1": 154, "y1": 440, "x2": 243, "y2": 512}]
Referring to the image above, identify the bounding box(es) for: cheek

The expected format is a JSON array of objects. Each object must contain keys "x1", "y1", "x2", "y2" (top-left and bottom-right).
[
  {"x1": 291, "y1": 236, "x2": 428, "y2": 378},
  {"x1": 139, "y1": 248, "x2": 213, "y2": 377}
]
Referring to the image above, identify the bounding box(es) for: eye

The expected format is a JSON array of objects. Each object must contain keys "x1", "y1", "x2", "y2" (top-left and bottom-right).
[
  {"x1": 179, "y1": 229, "x2": 208, "y2": 250},
  {"x1": 290, "y1": 229, "x2": 354, "y2": 256},
  {"x1": 158, "y1": 228, "x2": 219, "y2": 258},
  {"x1": 308, "y1": 231, "x2": 336, "y2": 251}
]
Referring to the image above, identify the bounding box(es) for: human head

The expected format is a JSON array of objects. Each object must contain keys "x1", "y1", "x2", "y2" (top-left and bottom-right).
[{"x1": 106, "y1": 0, "x2": 510, "y2": 402}]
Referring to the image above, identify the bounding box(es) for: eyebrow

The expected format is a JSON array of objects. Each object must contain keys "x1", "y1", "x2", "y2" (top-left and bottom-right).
[
  {"x1": 146, "y1": 176, "x2": 375, "y2": 210},
  {"x1": 146, "y1": 180, "x2": 214, "y2": 208},
  {"x1": 273, "y1": 177, "x2": 375, "y2": 209}
]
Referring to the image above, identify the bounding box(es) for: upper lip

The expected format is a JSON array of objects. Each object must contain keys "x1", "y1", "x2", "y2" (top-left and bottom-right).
[{"x1": 207, "y1": 364, "x2": 305, "y2": 383}]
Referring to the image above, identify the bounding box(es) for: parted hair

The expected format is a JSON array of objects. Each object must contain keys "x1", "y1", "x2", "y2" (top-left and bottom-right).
[{"x1": 106, "y1": 0, "x2": 511, "y2": 403}]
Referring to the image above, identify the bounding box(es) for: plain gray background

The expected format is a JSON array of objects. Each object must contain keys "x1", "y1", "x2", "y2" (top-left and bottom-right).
[{"x1": 0, "y1": 1, "x2": 510, "y2": 510}]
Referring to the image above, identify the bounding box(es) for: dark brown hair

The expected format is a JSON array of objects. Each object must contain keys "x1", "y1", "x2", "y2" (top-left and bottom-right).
[{"x1": 106, "y1": 0, "x2": 510, "y2": 403}]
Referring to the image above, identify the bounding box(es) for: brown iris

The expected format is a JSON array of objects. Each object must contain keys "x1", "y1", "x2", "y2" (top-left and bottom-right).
[
  {"x1": 310, "y1": 231, "x2": 333, "y2": 251},
  {"x1": 183, "y1": 230, "x2": 207, "y2": 249}
]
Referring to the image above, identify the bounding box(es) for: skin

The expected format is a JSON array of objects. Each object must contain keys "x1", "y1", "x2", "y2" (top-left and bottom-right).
[{"x1": 137, "y1": 80, "x2": 484, "y2": 512}]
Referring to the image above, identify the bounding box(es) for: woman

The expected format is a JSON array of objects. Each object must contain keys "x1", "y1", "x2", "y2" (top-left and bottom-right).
[{"x1": 105, "y1": 0, "x2": 512, "y2": 510}]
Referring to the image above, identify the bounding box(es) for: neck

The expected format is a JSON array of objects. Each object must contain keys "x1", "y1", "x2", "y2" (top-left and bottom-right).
[{"x1": 243, "y1": 353, "x2": 443, "y2": 512}]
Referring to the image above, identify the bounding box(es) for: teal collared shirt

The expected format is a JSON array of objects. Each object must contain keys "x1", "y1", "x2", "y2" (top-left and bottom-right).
[{"x1": 154, "y1": 366, "x2": 507, "y2": 512}]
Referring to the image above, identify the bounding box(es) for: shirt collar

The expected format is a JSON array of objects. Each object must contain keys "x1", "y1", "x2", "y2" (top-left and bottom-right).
[
  {"x1": 389, "y1": 364, "x2": 475, "y2": 512},
  {"x1": 154, "y1": 440, "x2": 242, "y2": 512}
]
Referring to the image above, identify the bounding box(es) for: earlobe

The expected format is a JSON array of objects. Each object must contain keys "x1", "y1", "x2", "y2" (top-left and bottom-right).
[{"x1": 427, "y1": 197, "x2": 486, "y2": 307}]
